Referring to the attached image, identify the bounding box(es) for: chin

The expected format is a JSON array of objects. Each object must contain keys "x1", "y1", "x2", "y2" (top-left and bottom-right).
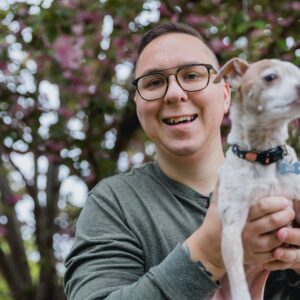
[{"x1": 167, "y1": 144, "x2": 203, "y2": 157}]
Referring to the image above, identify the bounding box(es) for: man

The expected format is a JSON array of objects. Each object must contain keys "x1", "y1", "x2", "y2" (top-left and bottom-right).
[{"x1": 64, "y1": 22, "x2": 300, "y2": 299}]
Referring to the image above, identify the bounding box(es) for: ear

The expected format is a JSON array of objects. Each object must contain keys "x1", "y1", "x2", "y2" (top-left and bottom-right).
[
  {"x1": 223, "y1": 83, "x2": 231, "y2": 114},
  {"x1": 213, "y1": 58, "x2": 249, "y2": 89}
]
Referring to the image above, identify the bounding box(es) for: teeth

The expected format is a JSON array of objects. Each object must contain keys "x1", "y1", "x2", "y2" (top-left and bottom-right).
[{"x1": 164, "y1": 115, "x2": 197, "y2": 125}]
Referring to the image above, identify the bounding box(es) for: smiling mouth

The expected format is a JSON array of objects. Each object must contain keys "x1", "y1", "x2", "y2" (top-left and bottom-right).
[{"x1": 163, "y1": 114, "x2": 198, "y2": 125}]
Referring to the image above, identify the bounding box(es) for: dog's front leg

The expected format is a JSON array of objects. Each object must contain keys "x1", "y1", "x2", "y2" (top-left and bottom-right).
[{"x1": 220, "y1": 201, "x2": 251, "y2": 300}]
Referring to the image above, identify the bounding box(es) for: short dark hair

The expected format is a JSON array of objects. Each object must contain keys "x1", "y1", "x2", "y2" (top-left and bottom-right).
[
  {"x1": 137, "y1": 22, "x2": 204, "y2": 57},
  {"x1": 135, "y1": 22, "x2": 218, "y2": 68}
]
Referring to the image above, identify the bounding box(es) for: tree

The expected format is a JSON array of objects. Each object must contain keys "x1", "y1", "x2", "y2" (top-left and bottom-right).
[{"x1": 0, "y1": 0, "x2": 299, "y2": 299}]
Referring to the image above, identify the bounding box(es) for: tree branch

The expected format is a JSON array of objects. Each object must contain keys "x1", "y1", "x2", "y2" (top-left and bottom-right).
[
  {"x1": 0, "y1": 246, "x2": 30, "y2": 300},
  {"x1": 0, "y1": 162, "x2": 33, "y2": 295}
]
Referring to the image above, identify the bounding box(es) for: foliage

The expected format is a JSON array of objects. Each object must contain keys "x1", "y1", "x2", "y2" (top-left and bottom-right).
[{"x1": 0, "y1": 0, "x2": 299, "y2": 299}]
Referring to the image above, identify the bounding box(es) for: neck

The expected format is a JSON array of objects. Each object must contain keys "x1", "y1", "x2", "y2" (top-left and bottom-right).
[
  {"x1": 228, "y1": 105, "x2": 289, "y2": 151},
  {"x1": 156, "y1": 139, "x2": 225, "y2": 196}
]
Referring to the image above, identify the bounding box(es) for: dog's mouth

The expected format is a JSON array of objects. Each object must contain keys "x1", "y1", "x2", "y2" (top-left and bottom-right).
[
  {"x1": 294, "y1": 98, "x2": 300, "y2": 104},
  {"x1": 288, "y1": 98, "x2": 300, "y2": 107},
  {"x1": 273, "y1": 98, "x2": 300, "y2": 109},
  {"x1": 163, "y1": 114, "x2": 198, "y2": 125}
]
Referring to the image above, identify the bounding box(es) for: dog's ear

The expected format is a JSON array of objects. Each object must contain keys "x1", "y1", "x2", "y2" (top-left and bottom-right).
[{"x1": 213, "y1": 58, "x2": 249, "y2": 89}]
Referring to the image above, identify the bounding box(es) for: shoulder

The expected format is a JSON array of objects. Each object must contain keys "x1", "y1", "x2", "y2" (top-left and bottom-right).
[{"x1": 91, "y1": 162, "x2": 157, "y2": 194}]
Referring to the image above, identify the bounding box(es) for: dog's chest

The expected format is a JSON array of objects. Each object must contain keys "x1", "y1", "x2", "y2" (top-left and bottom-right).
[{"x1": 219, "y1": 153, "x2": 300, "y2": 205}]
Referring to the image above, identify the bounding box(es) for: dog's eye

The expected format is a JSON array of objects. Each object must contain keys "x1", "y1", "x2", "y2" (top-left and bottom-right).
[{"x1": 264, "y1": 73, "x2": 278, "y2": 82}]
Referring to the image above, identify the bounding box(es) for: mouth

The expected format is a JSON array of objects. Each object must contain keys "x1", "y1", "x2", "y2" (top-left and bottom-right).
[
  {"x1": 294, "y1": 98, "x2": 300, "y2": 104},
  {"x1": 162, "y1": 114, "x2": 198, "y2": 125},
  {"x1": 273, "y1": 98, "x2": 300, "y2": 109},
  {"x1": 287, "y1": 98, "x2": 300, "y2": 108}
]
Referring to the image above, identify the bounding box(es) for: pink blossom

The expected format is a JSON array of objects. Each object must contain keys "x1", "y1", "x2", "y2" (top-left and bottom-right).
[
  {"x1": 277, "y1": 16, "x2": 294, "y2": 27},
  {"x1": 264, "y1": 11, "x2": 276, "y2": 23},
  {"x1": 171, "y1": 14, "x2": 179, "y2": 22},
  {"x1": 251, "y1": 29, "x2": 263, "y2": 39},
  {"x1": 63, "y1": 70, "x2": 73, "y2": 79},
  {"x1": 18, "y1": 7, "x2": 28, "y2": 17},
  {"x1": 46, "y1": 154, "x2": 62, "y2": 163},
  {"x1": 222, "y1": 115, "x2": 231, "y2": 127},
  {"x1": 282, "y1": 53, "x2": 293, "y2": 61},
  {"x1": 58, "y1": 106, "x2": 74, "y2": 119},
  {"x1": 210, "y1": 38, "x2": 232, "y2": 54},
  {"x1": 0, "y1": 226, "x2": 7, "y2": 237},
  {"x1": 0, "y1": 61, "x2": 7, "y2": 72},
  {"x1": 61, "y1": 0, "x2": 78, "y2": 9},
  {"x1": 80, "y1": 98, "x2": 89, "y2": 108},
  {"x1": 86, "y1": 48, "x2": 94, "y2": 58},
  {"x1": 53, "y1": 35, "x2": 84, "y2": 70},
  {"x1": 113, "y1": 37, "x2": 127, "y2": 49},
  {"x1": 212, "y1": 0, "x2": 222, "y2": 4},
  {"x1": 221, "y1": 136, "x2": 228, "y2": 146},
  {"x1": 291, "y1": 1, "x2": 300, "y2": 11},
  {"x1": 46, "y1": 141, "x2": 65, "y2": 152},
  {"x1": 70, "y1": 82, "x2": 88, "y2": 94},
  {"x1": 292, "y1": 118, "x2": 300, "y2": 129},
  {"x1": 85, "y1": 173, "x2": 95, "y2": 183},
  {"x1": 72, "y1": 24, "x2": 84, "y2": 36},
  {"x1": 78, "y1": 11, "x2": 100, "y2": 23},
  {"x1": 6, "y1": 195, "x2": 22, "y2": 205},
  {"x1": 131, "y1": 34, "x2": 141, "y2": 46},
  {"x1": 186, "y1": 15, "x2": 207, "y2": 26},
  {"x1": 159, "y1": 3, "x2": 170, "y2": 16}
]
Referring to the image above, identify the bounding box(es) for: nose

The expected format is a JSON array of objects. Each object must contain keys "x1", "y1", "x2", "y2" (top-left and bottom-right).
[{"x1": 163, "y1": 75, "x2": 188, "y2": 104}]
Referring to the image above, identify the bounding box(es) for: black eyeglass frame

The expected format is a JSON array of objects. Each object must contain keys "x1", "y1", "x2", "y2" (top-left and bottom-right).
[{"x1": 132, "y1": 63, "x2": 217, "y2": 101}]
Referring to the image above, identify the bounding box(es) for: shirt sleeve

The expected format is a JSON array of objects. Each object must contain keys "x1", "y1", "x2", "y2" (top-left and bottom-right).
[{"x1": 64, "y1": 185, "x2": 219, "y2": 300}]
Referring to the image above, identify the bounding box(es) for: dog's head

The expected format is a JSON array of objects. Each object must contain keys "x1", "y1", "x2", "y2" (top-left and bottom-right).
[{"x1": 214, "y1": 58, "x2": 300, "y2": 121}]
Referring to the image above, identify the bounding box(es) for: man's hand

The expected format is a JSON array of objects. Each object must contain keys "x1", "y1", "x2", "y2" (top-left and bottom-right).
[
  {"x1": 264, "y1": 200, "x2": 300, "y2": 274},
  {"x1": 182, "y1": 187, "x2": 225, "y2": 282},
  {"x1": 183, "y1": 194, "x2": 299, "y2": 283},
  {"x1": 242, "y1": 196, "x2": 295, "y2": 266}
]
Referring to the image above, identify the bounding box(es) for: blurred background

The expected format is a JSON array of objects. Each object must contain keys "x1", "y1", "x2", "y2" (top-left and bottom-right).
[{"x1": 0, "y1": 0, "x2": 299, "y2": 299}]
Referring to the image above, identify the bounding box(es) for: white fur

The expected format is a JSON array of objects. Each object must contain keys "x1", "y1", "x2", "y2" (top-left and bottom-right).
[{"x1": 214, "y1": 58, "x2": 300, "y2": 300}]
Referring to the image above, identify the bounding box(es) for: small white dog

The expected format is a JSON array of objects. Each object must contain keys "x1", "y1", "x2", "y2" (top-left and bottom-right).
[{"x1": 213, "y1": 58, "x2": 300, "y2": 300}]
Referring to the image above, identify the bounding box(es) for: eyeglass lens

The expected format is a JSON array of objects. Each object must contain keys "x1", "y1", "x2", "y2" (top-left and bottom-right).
[{"x1": 137, "y1": 65, "x2": 211, "y2": 101}]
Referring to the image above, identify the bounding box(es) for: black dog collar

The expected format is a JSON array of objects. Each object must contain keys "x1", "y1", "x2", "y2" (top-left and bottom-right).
[{"x1": 231, "y1": 144, "x2": 287, "y2": 165}]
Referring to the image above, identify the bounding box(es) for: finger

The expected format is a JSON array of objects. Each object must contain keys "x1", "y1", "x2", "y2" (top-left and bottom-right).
[
  {"x1": 263, "y1": 261, "x2": 300, "y2": 271},
  {"x1": 245, "y1": 251, "x2": 276, "y2": 265},
  {"x1": 247, "y1": 207, "x2": 295, "y2": 235},
  {"x1": 248, "y1": 197, "x2": 291, "y2": 221},
  {"x1": 250, "y1": 233, "x2": 283, "y2": 253},
  {"x1": 272, "y1": 247, "x2": 300, "y2": 264},
  {"x1": 263, "y1": 247, "x2": 300, "y2": 271},
  {"x1": 277, "y1": 227, "x2": 300, "y2": 247}
]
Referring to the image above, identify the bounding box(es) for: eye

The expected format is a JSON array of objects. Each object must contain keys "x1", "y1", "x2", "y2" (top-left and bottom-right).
[
  {"x1": 140, "y1": 74, "x2": 166, "y2": 90},
  {"x1": 146, "y1": 79, "x2": 164, "y2": 88},
  {"x1": 263, "y1": 73, "x2": 278, "y2": 82},
  {"x1": 185, "y1": 72, "x2": 201, "y2": 80},
  {"x1": 150, "y1": 79, "x2": 161, "y2": 86}
]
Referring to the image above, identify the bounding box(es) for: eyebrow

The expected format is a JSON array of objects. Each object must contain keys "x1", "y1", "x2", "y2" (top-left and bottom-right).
[{"x1": 140, "y1": 61, "x2": 202, "y2": 77}]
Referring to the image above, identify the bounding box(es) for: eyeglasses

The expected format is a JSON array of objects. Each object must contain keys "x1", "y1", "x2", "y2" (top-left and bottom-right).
[{"x1": 132, "y1": 63, "x2": 217, "y2": 101}]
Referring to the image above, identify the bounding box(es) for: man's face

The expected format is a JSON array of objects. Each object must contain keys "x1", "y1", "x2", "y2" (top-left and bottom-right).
[{"x1": 134, "y1": 33, "x2": 230, "y2": 161}]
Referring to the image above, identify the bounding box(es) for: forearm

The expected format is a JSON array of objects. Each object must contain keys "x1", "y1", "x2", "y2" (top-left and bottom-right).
[{"x1": 65, "y1": 244, "x2": 219, "y2": 300}]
